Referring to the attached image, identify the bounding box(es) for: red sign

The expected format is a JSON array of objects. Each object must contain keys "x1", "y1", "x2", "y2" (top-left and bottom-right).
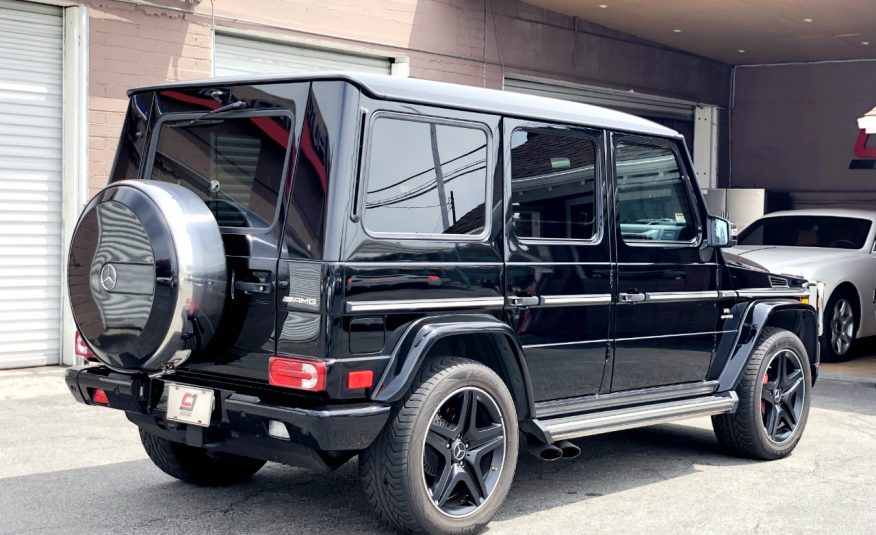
[{"x1": 850, "y1": 106, "x2": 876, "y2": 169}]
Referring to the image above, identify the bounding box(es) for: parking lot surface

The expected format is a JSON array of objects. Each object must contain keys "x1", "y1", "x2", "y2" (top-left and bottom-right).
[{"x1": 1, "y1": 348, "x2": 875, "y2": 535}]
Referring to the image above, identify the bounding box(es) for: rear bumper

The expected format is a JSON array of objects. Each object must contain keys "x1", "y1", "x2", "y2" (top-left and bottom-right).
[{"x1": 65, "y1": 366, "x2": 390, "y2": 473}]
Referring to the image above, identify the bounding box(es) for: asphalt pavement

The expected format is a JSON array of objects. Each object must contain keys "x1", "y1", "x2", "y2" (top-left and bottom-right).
[{"x1": 1, "y1": 347, "x2": 875, "y2": 534}]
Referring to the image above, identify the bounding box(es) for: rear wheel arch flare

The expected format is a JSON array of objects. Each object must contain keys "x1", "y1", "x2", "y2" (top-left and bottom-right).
[{"x1": 373, "y1": 318, "x2": 535, "y2": 420}]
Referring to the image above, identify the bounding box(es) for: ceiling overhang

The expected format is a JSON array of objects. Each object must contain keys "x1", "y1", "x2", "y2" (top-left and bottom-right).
[{"x1": 524, "y1": 0, "x2": 876, "y2": 65}]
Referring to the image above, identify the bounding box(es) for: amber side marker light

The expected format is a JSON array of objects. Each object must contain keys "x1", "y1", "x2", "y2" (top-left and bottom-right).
[{"x1": 268, "y1": 356, "x2": 327, "y2": 392}]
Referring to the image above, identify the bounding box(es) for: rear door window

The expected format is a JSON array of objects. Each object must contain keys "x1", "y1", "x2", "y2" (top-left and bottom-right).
[
  {"x1": 149, "y1": 112, "x2": 293, "y2": 229},
  {"x1": 510, "y1": 128, "x2": 599, "y2": 241}
]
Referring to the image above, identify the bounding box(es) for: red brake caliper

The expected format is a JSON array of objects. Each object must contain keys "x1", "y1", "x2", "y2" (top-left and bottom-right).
[{"x1": 761, "y1": 372, "x2": 769, "y2": 413}]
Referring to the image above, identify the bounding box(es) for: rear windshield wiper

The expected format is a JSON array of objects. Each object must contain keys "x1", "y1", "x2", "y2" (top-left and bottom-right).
[{"x1": 168, "y1": 100, "x2": 248, "y2": 128}]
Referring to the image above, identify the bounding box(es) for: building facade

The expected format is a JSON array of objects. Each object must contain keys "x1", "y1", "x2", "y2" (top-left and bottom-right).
[{"x1": 0, "y1": 0, "x2": 737, "y2": 368}]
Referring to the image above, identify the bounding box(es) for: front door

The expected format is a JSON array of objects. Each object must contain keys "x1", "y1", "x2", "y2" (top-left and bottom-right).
[
  {"x1": 610, "y1": 134, "x2": 718, "y2": 392},
  {"x1": 504, "y1": 120, "x2": 611, "y2": 401}
]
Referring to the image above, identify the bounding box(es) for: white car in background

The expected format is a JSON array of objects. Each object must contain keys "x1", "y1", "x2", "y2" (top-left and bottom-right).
[{"x1": 729, "y1": 209, "x2": 876, "y2": 361}]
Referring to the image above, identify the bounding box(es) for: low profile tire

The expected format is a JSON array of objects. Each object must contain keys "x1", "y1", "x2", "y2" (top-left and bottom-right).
[
  {"x1": 820, "y1": 289, "x2": 858, "y2": 362},
  {"x1": 712, "y1": 327, "x2": 812, "y2": 460},
  {"x1": 359, "y1": 357, "x2": 519, "y2": 535},
  {"x1": 140, "y1": 429, "x2": 265, "y2": 486}
]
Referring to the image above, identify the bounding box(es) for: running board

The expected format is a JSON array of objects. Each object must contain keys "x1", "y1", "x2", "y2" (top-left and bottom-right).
[{"x1": 531, "y1": 393, "x2": 738, "y2": 443}]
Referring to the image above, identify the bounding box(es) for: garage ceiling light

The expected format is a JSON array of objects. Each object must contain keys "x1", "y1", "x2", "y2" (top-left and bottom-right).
[
  {"x1": 598, "y1": 4, "x2": 608, "y2": 8},
  {"x1": 803, "y1": 18, "x2": 813, "y2": 23},
  {"x1": 863, "y1": 41, "x2": 871, "y2": 45},
  {"x1": 738, "y1": 49, "x2": 746, "y2": 53},
  {"x1": 673, "y1": 29, "x2": 682, "y2": 33}
]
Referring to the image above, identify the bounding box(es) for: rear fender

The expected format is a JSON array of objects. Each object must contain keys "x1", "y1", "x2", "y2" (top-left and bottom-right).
[
  {"x1": 371, "y1": 314, "x2": 535, "y2": 420},
  {"x1": 716, "y1": 300, "x2": 819, "y2": 392}
]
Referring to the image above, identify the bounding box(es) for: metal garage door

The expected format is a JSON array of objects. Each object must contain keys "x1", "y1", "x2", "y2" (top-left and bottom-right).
[
  {"x1": 214, "y1": 33, "x2": 393, "y2": 77},
  {"x1": 504, "y1": 77, "x2": 695, "y2": 120},
  {"x1": 0, "y1": 1, "x2": 63, "y2": 369}
]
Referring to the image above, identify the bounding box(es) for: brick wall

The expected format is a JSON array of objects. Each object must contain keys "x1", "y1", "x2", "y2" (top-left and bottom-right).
[
  {"x1": 85, "y1": 0, "x2": 212, "y2": 194},
  {"x1": 81, "y1": 0, "x2": 730, "y2": 194}
]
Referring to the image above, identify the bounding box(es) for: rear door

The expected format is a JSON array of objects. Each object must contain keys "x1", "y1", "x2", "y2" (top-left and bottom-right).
[
  {"x1": 504, "y1": 119, "x2": 611, "y2": 401},
  {"x1": 146, "y1": 85, "x2": 305, "y2": 380},
  {"x1": 609, "y1": 134, "x2": 718, "y2": 391}
]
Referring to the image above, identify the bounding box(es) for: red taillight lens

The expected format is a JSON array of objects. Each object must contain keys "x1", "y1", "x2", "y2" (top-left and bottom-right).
[
  {"x1": 347, "y1": 370, "x2": 374, "y2": 390},
  {"x1": 74, "y1": 331, "x2": 95, "y2": 360},
  {"x1": 91, "y1": 388, "x2": 109, "y2": 405},
  {"x1": 268, "y1": 356, "x2": 326, "y2": 392}
]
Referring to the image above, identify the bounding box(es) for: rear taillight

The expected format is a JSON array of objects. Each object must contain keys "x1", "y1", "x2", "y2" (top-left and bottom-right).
[
  {"x1": 74, "y1": 331, "x2": 95, "y2": 361},
  {"x1": 268, "y1": 356, "x2": 326, "y2": 392}
]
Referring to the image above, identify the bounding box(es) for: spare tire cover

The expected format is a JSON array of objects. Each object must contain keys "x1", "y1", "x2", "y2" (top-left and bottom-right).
[{"x1": 68, "y1": 180, "x2": 226, "y2": 372}]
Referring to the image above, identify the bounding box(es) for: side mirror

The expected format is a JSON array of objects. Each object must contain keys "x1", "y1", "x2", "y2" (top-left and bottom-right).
[{"x1": 707, "y1": 216, "x2": 735, "y2": 248}]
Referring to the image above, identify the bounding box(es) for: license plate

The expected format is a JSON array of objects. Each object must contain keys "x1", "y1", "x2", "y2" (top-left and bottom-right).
[{"x1": 166, "y1": 383, "x2": 215, "y2": 427}]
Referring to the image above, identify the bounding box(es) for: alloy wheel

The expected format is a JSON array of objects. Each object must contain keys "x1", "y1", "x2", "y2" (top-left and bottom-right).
[
  {"x1": 830, "y1": 298, "x2": 855, "y2": 356},
  {"x1": 422, "y1": 387, "x2": 507, "y2": 518},
  {"x1": 759, "y1": 349, "x2": 806, "y2": 444}
]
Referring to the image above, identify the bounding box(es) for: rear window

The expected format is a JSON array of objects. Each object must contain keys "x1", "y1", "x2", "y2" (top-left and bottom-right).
[
  {"x1": 149, "y1": 113, "x2": 292, "y2": 228},
  {"x1": 738, "y1": 216, "x2": 872, "y2": 249}
]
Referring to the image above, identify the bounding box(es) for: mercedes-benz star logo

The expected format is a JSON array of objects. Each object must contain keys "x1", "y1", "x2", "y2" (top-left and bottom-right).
[
  {"x1": 451, "y1": 440, "x2": 467, "y2": 462},
  {"x1": 100, "y1": 264, "x2": 118, "y2": 291}
]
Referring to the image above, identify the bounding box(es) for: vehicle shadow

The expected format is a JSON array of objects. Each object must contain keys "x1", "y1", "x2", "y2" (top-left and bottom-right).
[
  {"x1": 3, "y1": 380, "x2": 865, "y2": 535},
  {"x1": 0, "y1": 421, "x2": 749, "y2": 535}
]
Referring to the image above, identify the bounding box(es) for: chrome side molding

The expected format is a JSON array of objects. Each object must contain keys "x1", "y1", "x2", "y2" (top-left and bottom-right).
[
  {"x1": 540, "y1": 294, "x2": 612, "y2": 306},
  {"x1": 735, "y1": 288, "x2": 809, "y2": 299},
  {"x1": 646, "y1": 290, "x2": 718, "y2": 303},
  {"x1": 345, "y1": 296, "x2": 504, "y2": 313}
]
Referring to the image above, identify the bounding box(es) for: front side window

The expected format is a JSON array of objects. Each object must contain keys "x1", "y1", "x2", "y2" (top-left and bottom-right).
[
  {"x1": 150, "y1": 114, "x2": 292, "y2": 228},
  {"x1": 510, "y1": 129, "x2": 598, "y2": 241},
  {"x1": 615, "y1": 142, "x2": 698, "y2": 244},
  {"x1": 363, "y1": 115, "x2": 488, "y2": 236}
]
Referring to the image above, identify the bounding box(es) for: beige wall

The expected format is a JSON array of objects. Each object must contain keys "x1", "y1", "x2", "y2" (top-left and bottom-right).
[{"x1": 81, "y1": 0, "x2": 731, "y2": 194}]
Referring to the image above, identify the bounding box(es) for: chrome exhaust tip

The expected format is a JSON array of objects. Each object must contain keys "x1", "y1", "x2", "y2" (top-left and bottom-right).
[
  {"x1": 527, "y1": 442, "x2": 563, "y2": 461},
  {"x1": 555, "y1": 440, "x2": 581, "y2": 459}
]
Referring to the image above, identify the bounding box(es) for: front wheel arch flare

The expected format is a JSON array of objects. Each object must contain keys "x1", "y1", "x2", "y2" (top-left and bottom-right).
[{"x1": 717, "y1": 301, "x2": 818, "y2": 392}]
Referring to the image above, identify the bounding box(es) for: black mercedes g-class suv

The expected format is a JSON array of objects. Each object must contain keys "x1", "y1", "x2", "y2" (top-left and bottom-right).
[{"x1": 66, "y1": 73, "x2": 822, "y2": 535}]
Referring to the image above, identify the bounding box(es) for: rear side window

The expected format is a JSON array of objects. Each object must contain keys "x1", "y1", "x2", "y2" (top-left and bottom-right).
[
  {"x1": 510, "y1": 129, "x2": 598, "y2": 241},
  {"x1": 615, "y1": 142, "x2": 698, "y2": 244},
  {"x1": 363, "y1": 115, "x2": 489, "y2": 237},
  {"x1": 149, "y1": 113, "x2": 292, "y2": 228}
]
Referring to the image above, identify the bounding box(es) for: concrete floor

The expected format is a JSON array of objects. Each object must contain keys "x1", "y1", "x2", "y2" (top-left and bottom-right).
[{"x1": 1, "y1": 348, "x2": 875, "y2": 534}]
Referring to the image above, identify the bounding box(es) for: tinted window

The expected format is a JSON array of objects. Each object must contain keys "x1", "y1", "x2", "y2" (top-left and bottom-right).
[
  {"x1": 510, "y1": 129, "x2": 597, "y2": 240},
  {"x1": 150, "y1": 114, "x2": 292, "y2": 228},
  {"x1": 738, "y1": 216, "x2": 872, "y2": 249},
  {"x1": 364, "y1": 116, "x2": 488, "y2": 236},
  {"x1": 615, "y1": 142, "x2": 697, "y2": 244}
]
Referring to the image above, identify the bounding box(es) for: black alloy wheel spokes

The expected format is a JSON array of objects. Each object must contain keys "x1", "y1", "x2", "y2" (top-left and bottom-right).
[
  {"x1": 423, "y1": 387, "x2": 506, "y2": 518},
  {"x1": 760, "y1": 349, "x2": 806, "y2": 443}
]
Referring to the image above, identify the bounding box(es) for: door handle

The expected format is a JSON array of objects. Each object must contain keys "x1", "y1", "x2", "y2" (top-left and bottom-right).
[
  {"x1": 507, "y1": 295, "x2": 540, "y2": 307},
  {"x1": 619, "y1": 292, "x2": 647, "y2": 303},
  {"x1": 233, "y1": 280, "x2": 271, "y2": 294},
  {"x1": 230, "y1": 270, "x2": 273, "y2": 300}
]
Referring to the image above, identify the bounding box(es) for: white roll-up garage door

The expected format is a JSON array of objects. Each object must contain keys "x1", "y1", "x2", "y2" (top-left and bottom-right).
[
  {"x1": 0, "y1": 1, "x2": 63, "y2": 369},
  {"x1": 504, "y1": 77, "x2": 695, "y2": 121},
  {"x1": 214, "y1": 33, "x2": 393, "y2": 77}
]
